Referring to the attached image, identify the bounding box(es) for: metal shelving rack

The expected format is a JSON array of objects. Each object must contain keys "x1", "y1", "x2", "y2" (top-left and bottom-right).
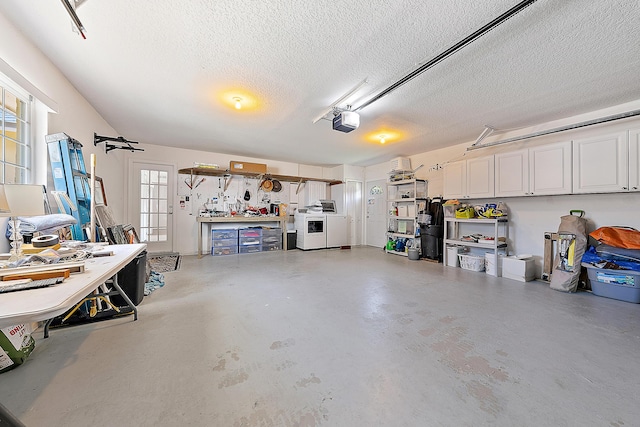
[
  {"x1": 386, "y1": 179, "x2": 428, "y2": 256},
  {"x1": 443, "y1": 217, "x2": 509, "y2": 273}
]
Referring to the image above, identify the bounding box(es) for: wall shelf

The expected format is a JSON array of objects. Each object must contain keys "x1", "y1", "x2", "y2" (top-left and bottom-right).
[{"x1": 177, "y1": 167, "x2": 342, "y2": 186}]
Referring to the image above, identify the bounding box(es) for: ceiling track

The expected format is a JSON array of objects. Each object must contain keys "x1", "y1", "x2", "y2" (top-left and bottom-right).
[
  {"x1": 467, "y1": 109, "x2": 640, "y2": 151},
  {"x1": 355, "y1": 0, "x2": 538, "y2": 112}
]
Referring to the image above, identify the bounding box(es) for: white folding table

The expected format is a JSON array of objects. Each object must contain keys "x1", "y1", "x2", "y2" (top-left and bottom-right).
[{"x1": 0, "y1": 244, "x2": 147, "y2": 333}]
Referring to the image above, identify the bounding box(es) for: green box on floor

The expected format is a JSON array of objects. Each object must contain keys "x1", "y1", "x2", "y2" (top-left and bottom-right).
[{"x1": 1, "y1": 324, "x2": 36, "y2": 374}]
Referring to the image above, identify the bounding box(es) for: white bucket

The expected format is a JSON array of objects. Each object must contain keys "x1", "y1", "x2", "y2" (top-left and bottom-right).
[
  {"x1": 447, "y1": 246, "x2": 462, "y2": 267},
  {"x1": 485, "y1": 253, "x2": 504, "y2": 276}
]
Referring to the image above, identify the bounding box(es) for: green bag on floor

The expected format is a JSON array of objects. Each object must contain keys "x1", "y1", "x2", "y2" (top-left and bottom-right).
[{"x1": 0, "y1": 324, "x2": 35, "y2": 374}]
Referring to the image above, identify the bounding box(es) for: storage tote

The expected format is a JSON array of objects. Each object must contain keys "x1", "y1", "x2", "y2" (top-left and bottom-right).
[{"x1": 458, "y1": 254, "x2": 485, "y2": 272}]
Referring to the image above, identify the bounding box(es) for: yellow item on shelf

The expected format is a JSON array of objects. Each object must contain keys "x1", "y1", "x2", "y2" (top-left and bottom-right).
[{"x1": 455, "y1": 207, "x2": 475, "y2": 219}]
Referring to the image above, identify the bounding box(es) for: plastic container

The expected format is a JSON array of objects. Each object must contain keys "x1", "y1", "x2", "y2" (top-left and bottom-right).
[
  {"x1": 239, "y1": 236, "x2": 262, "y2": 246},
  {"x1": 262, "y1": 242, "x2": 281, "y2": 251},
  {"x1": 113, "y1": 250, "x2": 147, "y2": 306},
  {"x1": 261, "y1": 227, "x2": 282, "y2": 237},
  {"x1": 408, "y1": 248, "x2": 420, "y2": 260},
  {"x1": 458, "y1": 254, "x2": 485, "y2": 272},
  {"x1": 262, "y1": 236, "x2": 282, "y2": 245},
  {"x1": 485, "y1": 253, "x2": 504, "y2": 277},
  {"x1": 239, "y1": 228, "x2": 262, "y2": 238},
  {"x1": 447, "y1": 246, "x2": 462, "y2": 267},
  {"x1": 212, "y1": 229, "x2": 238, "y2": 240},
  {"x1": 239, "y1": 245, "x2": 262, "y2": 254},
  {"x1": 212, "y1": 238, "x2": 237, "y2": 247},
  {"x1": 585, "y1": 266, "x2": 640, "y2": 303},
  {"x1": 443, "y1": 205, "x2": 456, "y2": 218},
  {"x1": 212, "y1": 246, "x2": 238, "y2": 256}
]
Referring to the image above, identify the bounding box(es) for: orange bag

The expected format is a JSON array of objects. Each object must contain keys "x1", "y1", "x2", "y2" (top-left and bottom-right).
[{"x1": 589, "y1": 226, "x2": 640, "y2": 249}]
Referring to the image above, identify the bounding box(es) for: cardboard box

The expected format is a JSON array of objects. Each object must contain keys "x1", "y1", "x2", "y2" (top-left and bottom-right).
[
  {"x1": 502, "y1": 256, "x2": 535, "y2": 282},
  {"x1": 397, "y1": 205, "x2": 408, "y2": 217},
  {"x1": 229, "y1": 161, "x2": 267, "y2": 174}
]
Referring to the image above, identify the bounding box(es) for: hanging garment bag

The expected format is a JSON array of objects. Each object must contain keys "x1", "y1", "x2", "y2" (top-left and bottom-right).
[{"x1": 550, "y1": 210, "x2": 588, "y2": 293}]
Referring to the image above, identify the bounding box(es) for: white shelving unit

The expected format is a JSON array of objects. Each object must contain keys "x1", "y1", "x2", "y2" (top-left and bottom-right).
[
  {"x1": 443, "y1": 217, "x2": 509, "y2": 273},
  {"x1": 386, "y1": 179, "x2": 428, "y2": 256}
]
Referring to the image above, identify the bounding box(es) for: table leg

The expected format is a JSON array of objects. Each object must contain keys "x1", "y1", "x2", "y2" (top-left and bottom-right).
[
  {"x1": 198, "y1": 220, "x2": 203, "y2": 258},
  {"x1": 43, "y1": 318, "x2": 53, "y2": 339},
  {"x1": 110, "y1": 275, "x2": 138, "y2": 321}
]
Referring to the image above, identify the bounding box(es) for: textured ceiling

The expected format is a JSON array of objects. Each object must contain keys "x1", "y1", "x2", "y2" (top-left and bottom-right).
[{"x1": 1, "y1": 0, "x2": 639, "y2": 167}]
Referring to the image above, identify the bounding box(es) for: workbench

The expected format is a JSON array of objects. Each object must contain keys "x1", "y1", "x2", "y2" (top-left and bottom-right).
[
  {"x1": 0, "y1": 244, "x2": 147, "y2": 330},
  {"x1": 197, "y1": 216, "x2": 288, "y2": 258}
]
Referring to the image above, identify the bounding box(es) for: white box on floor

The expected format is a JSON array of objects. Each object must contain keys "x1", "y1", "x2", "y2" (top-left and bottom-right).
[
  {"x1": 502, "y1": 256, "x2": 535, "y2": 282},
  {"x1": 485, "y1": 253, "x2": 504, "y2": 277}
]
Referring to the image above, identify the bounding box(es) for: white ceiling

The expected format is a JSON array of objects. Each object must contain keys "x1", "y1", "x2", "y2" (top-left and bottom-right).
[{"x1": 2, "y1": 1, "x2": 639, "y2": 167}]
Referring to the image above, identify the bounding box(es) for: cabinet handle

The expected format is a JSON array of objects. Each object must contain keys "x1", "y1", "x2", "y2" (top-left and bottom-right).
[
  {"x1": 633, "y1": 187, "x2": 638, "y2": 190},
  {"x1": 622, "y1": 187, "x2": 628, "y2": 190}
]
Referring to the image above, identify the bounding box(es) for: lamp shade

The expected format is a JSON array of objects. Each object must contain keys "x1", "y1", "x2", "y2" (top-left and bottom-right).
[
  {"x1": 3, "y1": 184, "x2": 46, "y2": 216},
  {"x1": 0, "y1": 185, "x2": 11, "y2": 216}
]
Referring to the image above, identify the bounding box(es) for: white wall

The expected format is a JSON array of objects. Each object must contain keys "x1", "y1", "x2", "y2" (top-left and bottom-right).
[
  {"x1": 123, "y1": 144, "x2": 341, "y2": 254},
  {"x1": 365, "y1": 107, "x2": 640, "y2": 277},
  {"x1": 0, "y1": 12, "x2": 125, "y2": 221}
]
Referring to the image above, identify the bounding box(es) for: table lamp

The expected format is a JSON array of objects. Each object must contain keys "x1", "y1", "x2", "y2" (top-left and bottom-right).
[{"x1": 2, "y1": 184, "x2": 46, "y2": 260}]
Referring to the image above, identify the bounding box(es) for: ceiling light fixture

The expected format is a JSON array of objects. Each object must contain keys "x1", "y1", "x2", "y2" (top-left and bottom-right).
[
  {"x1": 233, "y1": 97, "x2": 242, "y2": 110},
  {"x1": 379, "y1": 135, "x2": 387, "y2": 144}
]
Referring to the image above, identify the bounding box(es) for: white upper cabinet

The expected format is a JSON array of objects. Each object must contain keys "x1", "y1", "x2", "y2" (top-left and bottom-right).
[
  {"x1": 466, "y1": 156, "x2": 495, "y2": 198},
  {"x1": 443, "y1": 156, "x2": 494, "y2": 199},
  {"x1": 496, "y1": 141, "x2": 572, "y2": 197},
  {"x1": 629, "y1": 128, "x2": 640, "y2": 191},
  {"x1": 529, "y1": 141, "x2": 573, "y2": 195},
  {"x1": 443, "y1": 160, "x2": 467, "y2": 199},
  {"x1": 572, "y1": 131, "x2": 630, "y2": 193},
  {"x1": 495, "y1": 149, "x2": 529, "y2": 197}
]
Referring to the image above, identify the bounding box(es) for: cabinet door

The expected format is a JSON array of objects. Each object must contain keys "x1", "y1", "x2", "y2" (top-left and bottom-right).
[
  {"x1": 572, "y1": 132, "x2": 628, "y2": 193},
  {"x1": 466, "y1": 156, "x2": 495, "y2": 198},
  {"x1": 443, "y1": 160, "x2": 466, "y2": 199},
  {"x1": 530, "y1": 140, "x2": 572, "y2": 195},
  {"x1": 630, "y1": 128, "x2": 640, "y2": 192},
  {"x1": 495, "y1": 149, "x2": 528, "y2": 197}
]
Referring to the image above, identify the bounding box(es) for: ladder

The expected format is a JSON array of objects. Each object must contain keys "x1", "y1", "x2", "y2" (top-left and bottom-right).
[{"x1": 46, "y1": 133, "x2": 92, "y2": 240}]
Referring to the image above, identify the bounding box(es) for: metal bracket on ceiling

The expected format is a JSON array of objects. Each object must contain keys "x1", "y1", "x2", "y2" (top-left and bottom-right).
[
  {"x1": 94, "y1": 133, "x2": 144, "y2": 153},
  {"x1": 312, "y1": 78, "x2": 368, "y2": 124},
  {"x1": 60, "y1": 0, "x2": 87, "y2": 39},
  {"x1": 472, "y1": 125, "x2": 496, "y2": 147}
]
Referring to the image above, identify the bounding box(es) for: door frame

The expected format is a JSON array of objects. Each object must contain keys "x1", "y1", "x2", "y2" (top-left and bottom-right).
[
  {"x1": 127, "y1": 158, "x2": 177, "y2": 253},
  {"x1": 364, "y1": 179, "x2": 387, "y2": 248}
]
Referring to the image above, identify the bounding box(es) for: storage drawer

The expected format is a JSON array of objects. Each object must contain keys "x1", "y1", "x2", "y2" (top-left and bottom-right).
[
  {"x1": 211, "y1": 246, "x2": 238, "y2": 256},
  {"x1": 262, "y1": 242, "x2": 281, "y2": 251},
  {"x1": 239, "y1": 245, "x2": 262, "y2": 254},
  {"x1": 212, "y1": 238, "x2": 237, "y2": 247},
  {"x1": 261, "y1": 227, "x2": 282, "y2": 237},
  {"x1": 239, "y1": 228, "x2": 262, "y2": 238},
  {"x1": 239, "y1": 236, "x2": 262, "y2": 246},
  {"x1": 262, "y1": 235, "x2": 282, "y2": 244},
  {"x1": 212, "y1": 229, "x2": 238, "y2": 240}
]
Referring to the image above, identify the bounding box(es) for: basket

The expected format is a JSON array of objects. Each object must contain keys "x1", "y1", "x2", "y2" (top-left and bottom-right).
[{"x1": 458, "y1": 254, "x2": 485, "y2": 272}]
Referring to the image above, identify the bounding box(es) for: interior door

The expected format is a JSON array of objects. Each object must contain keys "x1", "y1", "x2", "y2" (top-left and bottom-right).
[
  {"x1": 129, "y1": 162, "x2": 174, "y2": 253},
  {"x1": 365, "y1": 179, "x2": 387, "y2": 248},
  {"x1": 346, "y1": 180, "x2": 363, "y2": 245}
]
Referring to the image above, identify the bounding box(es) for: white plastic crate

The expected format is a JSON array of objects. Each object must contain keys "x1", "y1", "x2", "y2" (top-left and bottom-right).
[{"x1": 458, "y1": 254, "x2": 485, "y2": 272}]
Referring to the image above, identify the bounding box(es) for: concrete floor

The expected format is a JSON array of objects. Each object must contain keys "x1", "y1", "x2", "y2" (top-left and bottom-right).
[{"x1": 1, "y1": 246, "x2": 640, "y2": 426}]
